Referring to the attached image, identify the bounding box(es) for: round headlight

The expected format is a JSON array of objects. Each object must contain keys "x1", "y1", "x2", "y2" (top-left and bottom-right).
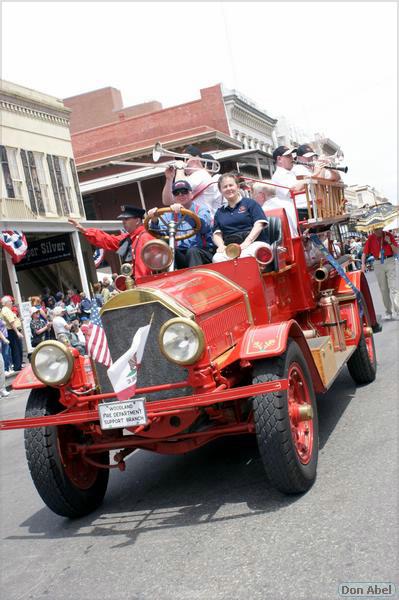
[
  {"x1": 142, "y1": 240, "x2": 173, "y2": 271},
  {"x1": 159, "y1": 318, "x2": 205, "y2": 365},
  {"x1": 31, "y1": 341, "x2": 74, "y2": 386}
]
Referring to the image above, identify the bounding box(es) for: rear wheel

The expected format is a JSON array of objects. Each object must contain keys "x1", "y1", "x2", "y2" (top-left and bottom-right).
[
  {"x1": 24, "y1": 388, "x2": 109, "y2": 518},
  {"x1": 252, "y1": 340, "x2": 319, "y2": 494},
  {"x1": 347, "y1": 330, "x2": 376, "y2": 384}
]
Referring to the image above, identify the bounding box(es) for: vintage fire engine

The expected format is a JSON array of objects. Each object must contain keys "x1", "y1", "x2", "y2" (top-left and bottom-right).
[{"x1": 0, "y1": 173, "x2": 379, "y2": 518}]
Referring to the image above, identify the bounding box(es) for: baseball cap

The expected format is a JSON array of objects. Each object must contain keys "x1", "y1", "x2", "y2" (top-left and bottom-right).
[
  {"x1": 296, "y1": 144, "x2": 318, "y2": 158},
  {"x1": 172, "y1": 180, "x2": 192, "y2": 195},
  {"x1": 53, "y1": 306, "x2": 65, "y2": 316},
  {"x1": 184, "y1": 145, "x2": 202, "y2": 156},
  {"x1": 117, "y1": 205, "x2": 146, "y2": 219},
  {"x1": 272, "y1": 146, "x2": 296, "y2": 161},
  {"x1": 30, "y1": 306, "x2": 41, "y2": 316}
]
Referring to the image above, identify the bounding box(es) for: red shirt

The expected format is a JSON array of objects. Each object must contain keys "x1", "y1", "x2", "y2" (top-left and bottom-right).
[
  {"x1": 363, "y1": 231, "x2": 397, "y2": 260},
  {"x1": 83, "y1": 224, "x2": 154, "y2": 279}
]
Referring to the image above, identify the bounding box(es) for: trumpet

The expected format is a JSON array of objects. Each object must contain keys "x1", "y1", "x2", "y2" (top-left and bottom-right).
[{"x1": 152, "y1": 142, "x2": 221, "y2": 173}]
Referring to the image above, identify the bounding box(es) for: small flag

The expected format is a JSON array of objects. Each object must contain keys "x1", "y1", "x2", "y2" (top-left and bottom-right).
[
  {"x1": 84, "y1": 302, "x2": 112, "y2": 367},
  {"x1": 107, "y1": 317, "x2": 152, "y2": 401},
  {"x1": 0, "y1": 230, "x2": 28, "y2": 264}
]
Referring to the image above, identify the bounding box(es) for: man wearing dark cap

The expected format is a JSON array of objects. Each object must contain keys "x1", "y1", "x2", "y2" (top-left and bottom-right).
[
  {"x1": 69, "y1": 206, "x2": 154, "y2": 279},
  {"x1": 271, "y1": 146, "x2": 305, "y2": 236},
  {"x1": 294, "y1": 144, "x2": 341, "y2": 181},
  {"x1": 148, "y1": 180, "x2": 215, "y2": 268}
]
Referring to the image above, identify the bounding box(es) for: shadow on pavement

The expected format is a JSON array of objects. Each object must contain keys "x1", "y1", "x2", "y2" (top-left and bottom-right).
[
  {"x1": 9, "y1": 435, "x2": 303, "y2": 546},
  {"x1": 316, "y1": 367, "x2": 357, "y2": 450},
  {"x1": 8, "y1": 362, "x2": 365, "y2": 545}
]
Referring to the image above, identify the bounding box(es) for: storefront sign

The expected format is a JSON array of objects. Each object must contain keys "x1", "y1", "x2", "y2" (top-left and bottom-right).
[{"x1": 16, "y1": 234, "x2": 73, "y2": 271}]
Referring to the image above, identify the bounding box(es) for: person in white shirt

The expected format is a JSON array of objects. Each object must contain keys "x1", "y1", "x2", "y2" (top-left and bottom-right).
[
  {"x1": 270, "y1": 146, "x2": 305, "y2": 236},
  {"x1": 52, "y1": 306, "x2": 72, "y2": 340},
  {"x1": 162, "y1": 147, "x2": 222, "y2": 217},
  {"x1": 252, "y1": 181, "x2": 299, "y2": 238}
]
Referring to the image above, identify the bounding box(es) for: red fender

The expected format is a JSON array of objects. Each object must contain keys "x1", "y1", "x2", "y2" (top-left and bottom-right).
[
  {"x1": 12, "y1": 364, "x2": 45, "y2": 390},
  {"x1": 229, "y1": 320, "x2": 325, "y2": 393},
  {"x1": 337, "y1": 270, "x2": 377, "y2": 327}
]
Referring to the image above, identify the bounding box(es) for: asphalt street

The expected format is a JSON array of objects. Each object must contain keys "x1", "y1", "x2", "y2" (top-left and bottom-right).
[{"x1": 0, "y1": 272, "x2": 398, "y2": 600}]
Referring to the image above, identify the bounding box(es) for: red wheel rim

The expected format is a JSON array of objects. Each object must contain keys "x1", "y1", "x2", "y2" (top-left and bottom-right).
[
  {"x1": 365, "y1": 335, "x2": 375, "y2": 364},
  {"x1": 58, "y1": 427, "x2": 99, "y2": 490},
  {"x1": 287, "y1": 363, "x2": 314, "y2": 464}
]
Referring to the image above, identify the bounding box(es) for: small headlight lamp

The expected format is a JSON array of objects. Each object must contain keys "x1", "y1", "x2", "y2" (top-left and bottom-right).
[
  {"x1": 142, "y1": 240, "x2": 173, "y2": 271},
  {"x1": 159, "y1": 318, "x2": 205, "y2": 365},
  {"x1": 31, "y1": 341, "x2": 74, "y2": 386}
]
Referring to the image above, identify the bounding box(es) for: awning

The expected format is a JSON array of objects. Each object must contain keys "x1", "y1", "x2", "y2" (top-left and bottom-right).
[{"x1": 80, "y1": 148, "x2": 270, "y2": 195}]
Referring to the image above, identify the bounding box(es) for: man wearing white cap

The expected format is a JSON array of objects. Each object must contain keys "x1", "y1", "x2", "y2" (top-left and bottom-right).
[
  {"x1": 270, "y1": 146, "x2": 305, "y2": 236},
  {"x1": 52, "y1": 306, "x2": 72, "y2": 340}
]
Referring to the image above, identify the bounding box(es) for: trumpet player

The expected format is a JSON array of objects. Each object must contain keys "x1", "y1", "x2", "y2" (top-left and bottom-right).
[
  {"x1": 293, "y1": 144, "x2": 341, "y2": 182},
  {"x1": 161, "y1": 149, "x2": 222, "y2": 216},
  {"x1": 292, "y1": 143, "x2": 341, "y2": 221}
]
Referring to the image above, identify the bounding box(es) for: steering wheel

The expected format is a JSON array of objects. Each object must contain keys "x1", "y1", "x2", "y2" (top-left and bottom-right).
[{"x1": 144, "y1": 207, "x2": 201, "y2": 241}]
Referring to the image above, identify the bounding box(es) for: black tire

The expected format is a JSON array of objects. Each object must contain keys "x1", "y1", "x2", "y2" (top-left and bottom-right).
[
  {"x1": 347, "y1": 332, "x2": 377, "y2": 384},
  {"x1": 252, "y1": 340, "x2": 319, "y2": 494},
  {"x1": 24, "y1": 388, "x2": 109, "y2": 518}
]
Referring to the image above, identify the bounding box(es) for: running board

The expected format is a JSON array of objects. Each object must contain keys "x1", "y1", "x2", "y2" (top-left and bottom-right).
[{"x1": 307, "y1": 336, "x2": 356, "y2": 390}]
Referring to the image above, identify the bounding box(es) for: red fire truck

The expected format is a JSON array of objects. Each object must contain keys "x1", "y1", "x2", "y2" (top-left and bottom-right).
[{"x1": 0, "y1": 177, "x2": 379, "y2": 518}]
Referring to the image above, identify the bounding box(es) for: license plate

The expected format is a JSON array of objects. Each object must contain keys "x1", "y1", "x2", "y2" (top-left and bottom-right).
[{"x1": 98, "y1": 397, "x2": 147, "y2": 430}]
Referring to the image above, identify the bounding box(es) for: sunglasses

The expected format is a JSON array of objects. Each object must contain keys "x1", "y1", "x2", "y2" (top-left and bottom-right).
[{"x1": 173, "y1": 190, "x2": 190, "y2": 196}]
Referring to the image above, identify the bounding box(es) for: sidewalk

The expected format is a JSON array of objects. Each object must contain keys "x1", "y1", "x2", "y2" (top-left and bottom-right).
[{"x1": 4, "y1": 350, "x2": 29, "y2": 391}]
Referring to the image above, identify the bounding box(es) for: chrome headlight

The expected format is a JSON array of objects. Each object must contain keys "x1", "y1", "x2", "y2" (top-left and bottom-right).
[
  {"x1": 159, "y1": 318, "x2": 205, "y2": 365},
  {"x1": 142, "y1": 240, "x2": 173, "y2": 271},
  {"x1": 31, "y1": 341, "x2": 74, "y2": 386}
]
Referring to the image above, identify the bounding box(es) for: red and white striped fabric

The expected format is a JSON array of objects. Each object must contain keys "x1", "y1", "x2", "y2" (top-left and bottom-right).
[
  {"x1": 84, "y1": 302, "x2": 112, "y2": 367},
  {"x1": 0, "y1": 230, "x2": 28, "y2": 263}
]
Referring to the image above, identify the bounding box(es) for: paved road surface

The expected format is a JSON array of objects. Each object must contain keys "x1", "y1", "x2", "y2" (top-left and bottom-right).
[{"x1": 0, "y1": 272, "x2": 398, "y2": 600}]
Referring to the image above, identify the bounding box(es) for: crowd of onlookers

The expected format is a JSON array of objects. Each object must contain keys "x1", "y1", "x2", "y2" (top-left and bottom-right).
[{"x1": 0, "y1": 275, "x2": 120, "y2": 396}]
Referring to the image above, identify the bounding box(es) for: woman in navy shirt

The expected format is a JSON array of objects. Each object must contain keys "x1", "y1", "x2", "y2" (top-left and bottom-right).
[{"x1": 212, "y1": 173, "x2": 269, "y2": 263}]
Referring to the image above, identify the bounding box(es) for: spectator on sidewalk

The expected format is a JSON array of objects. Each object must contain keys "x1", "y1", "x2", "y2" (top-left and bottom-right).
[
  {"x1": 30, "y1": 306, "x2": 51, "y2": 348},
  {"x1": 361, "y1": 227, "x2": 399, "y2": 320},
  {"x1": 0, "y1": 316, "x2": 12, "y2": 375},
  {"x1": 52, "y1": 306, "x2": 72, "y2": 340},
  {"x1": 0, "y1": 296, "x2": 23, "y2": 372},
  {"x1": 93, "y1": 282, "x2": 104, "y2": 307},
  {"x1": 0, "y1": 321, "x2": 10, "y2": 397},
  {"x1": 101, "y1": 278, "x2": 112, "y2": 304},
  {"x1": 79, "y1": 293, "x2": 92, "y2": 321},
  {"x1": 0, "y1": 351, "x2": 10, "y2": 397}
]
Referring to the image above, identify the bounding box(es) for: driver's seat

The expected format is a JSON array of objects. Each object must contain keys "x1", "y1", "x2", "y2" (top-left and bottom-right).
[{"x1": 264, "y1": 216, "x2": 282, "y2": 271}]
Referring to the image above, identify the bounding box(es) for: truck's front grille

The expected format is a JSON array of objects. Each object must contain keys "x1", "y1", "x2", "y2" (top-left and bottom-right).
[{"x1": 96, "y1": 302, "x2": 191, "y2": 401}]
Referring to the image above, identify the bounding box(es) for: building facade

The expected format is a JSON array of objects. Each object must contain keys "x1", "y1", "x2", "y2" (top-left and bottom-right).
[
  {"x1": 0, "y1": 80, "x2": 117, "y2": 305},
  {"x1": 1, "y1": 80, "x2": 84, "y2": 222},
  {"x1": 344, "y1": 184, "x2": 389, "y2": 213}
]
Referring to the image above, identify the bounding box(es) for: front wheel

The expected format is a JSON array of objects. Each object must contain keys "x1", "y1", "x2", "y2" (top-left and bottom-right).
[
  {"x1": 252, "y1": 340, "x2": 319, "y2": 494},
  {"x1": 24, "y1": 388, "x2": 109, "y2": 518}
]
